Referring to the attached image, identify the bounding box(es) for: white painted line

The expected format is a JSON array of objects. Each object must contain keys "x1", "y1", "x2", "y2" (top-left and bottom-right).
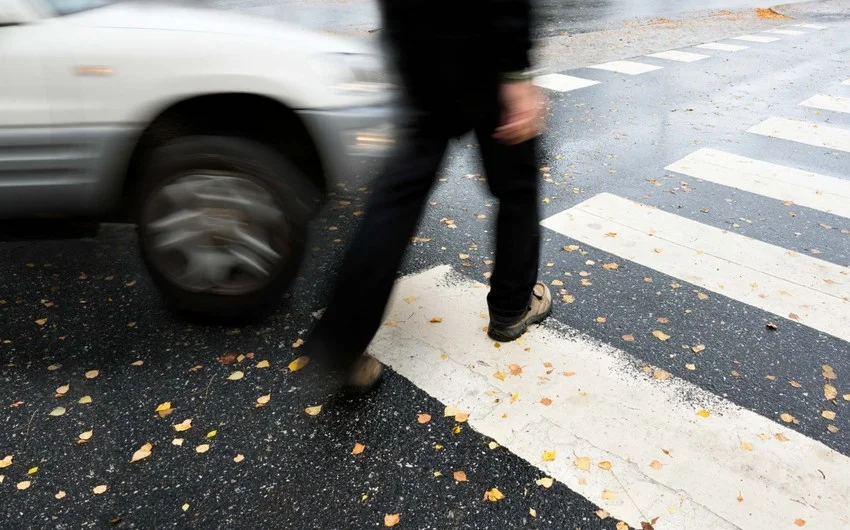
[
  {"x1": 588, "y1": 60, "x2": 663, "y2": 75},
  {"x1": 695, "y1": 42, "x2": 749, "y2": 52},
  {"x1": 749, "y1": 117, "x2": 850, "y2": 153},
  {"x1": 533, "y1": 73, "x2": 600, "y2": 93},
  {"x1": 801, "y1": 94, "x2": 850, "y2": 114},
  {"x1": 645, "y1": 50, "x2": 710, "y2": 63},
  {"x1": 765, "y1": 29, "x2": 807, "y2": 35},
  {"x1": 731, "y1": 35, "x2": 781, "y2": 43},
  {"x1": 666, "y1": 148, "x2": 850, "y2": 219},
  {"x1": 793, "y1": 23, "x2": 827, "y2": 29},
  {"x1": 373, "y1": 265, "x2": 850, "y2": 530},
  {"x1": 844, "y1": 79, "x2": 850, "y2": 86},
  {"x1": 541, "y1": 193, "x2": 850, "y2": 341}
]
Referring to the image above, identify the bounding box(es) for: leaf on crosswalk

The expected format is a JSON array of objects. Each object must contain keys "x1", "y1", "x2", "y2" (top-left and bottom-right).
[
  {"x1": 574, "y1": 456, "x2": 591, "y2": 471},
  {"x1": 649, "y1": 460, "x2": 663, "y2": 470},
  {"x1": 509, "y1": 364, "x2": 523, "y2": 376},
  {"x1": 794, "y1": 519, "x2": 806, "y2": 527},
  {"x1": 595, "y1": 509, "x2": 610, "y2": 520},
  {"x1": 696, "y1": 409, "x2": 710, "y2": 418},
  {"x1": 540, "y1": 397, "x2": 553, "y2": 406},
  {"x1": 542, "y1": 450, "x2": 556, "y2": 462},
  {"x1": 739, "y1": 441, "x2": 753, "y2": 452},
  {"x1": 602, "y1": 489, "x2": 617, "y2": 500}
]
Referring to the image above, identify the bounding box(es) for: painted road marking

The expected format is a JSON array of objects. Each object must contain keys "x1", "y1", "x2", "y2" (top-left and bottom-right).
[
  {"x1": 645, "y1": 50, "x2": 710, "y2": 63},
  {"x1": 372, "y1": 265, "x2": 850, "y2": 530},
  {"x1": 533, "y1": 73, "x2": 600, "y2": 93},
  {"x1": 666, "y1": 148, "x2": 850, "y2": 219},
  {"x1": 540, "y1": 193, "x2": 850, "y2": 342},
  {"x1": 749, "y1": 117, "x2": 850, "y2": 153},
  {"x1": 731, "y1": 35, "x2": 781, "y2": 43},
  {"x1": 695, "y1": 42, "x2": 749, "y2": 52},
  {"x1": 765, "y1": 29, "x2": 807, "y2": 35},
  {"x1": 588, "y1": 60, "x2": 663, "y2": 75},
  {"x1": 801, "y1": 94, "x2": 850, "y2": 114},
  {"x1": 793, "y1": 23, "x2": 827, "y2": 29}
]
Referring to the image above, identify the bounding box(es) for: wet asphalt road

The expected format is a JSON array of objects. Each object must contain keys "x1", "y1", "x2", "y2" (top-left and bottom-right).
[{"x1": 3, "y1": 4, "x2": 850, "y2": 530}]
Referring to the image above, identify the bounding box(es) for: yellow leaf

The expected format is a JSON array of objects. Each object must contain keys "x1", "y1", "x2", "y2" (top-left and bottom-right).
[
  {"x1": 256, "y1": 360, "x2": 270, "y2": 369},
  {"x1": 594, "y1": 509, "x2": 610, "y2": 519},
  {"x1": 652, "y1": 330, "x2": 671, "y2": 341},
  {"x1": 598, "y1": 461, "x2": 612, "y2": 471},
  {"x1": 827, "y1": 424, "x2": 839, "y2": 433},
  {"x1": 542, "y1": 450, "x2": 556, "y2": 462},
  {"x1": 78, "y1": 395, "x2": 92, "y2": 404},
  {"x1": 535, "y1": 477, "x2": 554, "y2": 488},
  {"x1": 292, "y1": 338, "x2": 305, "y2": 348},
  {"x1": 824, "y1": 384, "x2": 838, "y2": 400},
  {"x1": 510, "y1": 393, "x2": 519, "y2": 403},
  {"x1": 182, "y1": 503, "x2": 190, "y2": 512},
  {"x1": 696, "y1": 409, "x2": 710, "y2": 418},
  {"x1": 27, "y1": 466, "x2": 38, "y2": 475},
  {"x1": 195, "y1": 444, "x2": 210, "y2": 454},
  {"x1": 685, "y1": 363, "x2": 696, "y2": 371},
  {"x1": 233, "y1": 454, "x2": 245, "y2": 463},
  {"x1": 691, "y1": 344, "x2": 706, "y2": 353},
  {"x1": 92, "y1": 484, "x2": 108, "y2": 494},
  {"x1": 288, "y1": 356, "x2": 309, "y2": 372},
  {"x1": 55, "y1": 490, "x2": 66, "y2": 499},
  {"x1": 509, "y1": 364, "x2": 523, "y2": 376},
  {"x1": 155, "y1": 402, "x2": 172, "y2": 413},
  {"x1": 822, "y1": 365, "x2": 836, "y2": 379},
  {"x1": 227, "y1": 371, "x2": 244, "y2": 381},
  {"x1": 207, "y1": 430, "x2": 217, "y2": 438},
  {"x1": 561, "y1": 294, "x2": 575, "y2": 304},
  {"x1": 305, "y1": 405, "x2": 322, "y2": 416},
  {"x1": 455, "y1": 413, "x2": 469, "y2": 423},
  {"x1": 453, "y1": 470, "x2": 467, "y2": 482},
  {"x1": 551, "y1": 279, "x2": 564, "y2": 286},
  {"x1": 404, "y1": 296, "x2": 416, "y2": 304},
  {"x1": 616, "y1": 522, "x2": 629, "y2": 530},
  {"x1": 574, "y1": 456, "x2": 591, "y2": 471},
  {"x1": 529, "y1": 507, "x2": 537, "y2": 518},
  {"x1": 84, "y1": 370, "x2": 99, "y2": 379},
  {"x1": 822, "y1": 410, "x2": 836, "y2": 420},
  {"x1": 740, "y1": 441, "x2": 753, "y2": 451},
  {"x1": 0, "y1": 455, "x2": 13, "y2": 469},
  {"x1": 602, "y1": 263, "x2": 619, "y2": 271},
  {"x1": 172, "y1": 438, "x2": 184, "y2": 446},
  {"x1": 488, "y1": 441, "x2": 500, "y2": 450},
  {"x1": 56, "y1": 384, "x2": 70, "y2": 395},
  {"x1": 352, "y1": 442, "x2": 366, "y2": 455},
  {"x1": 131, "y1": 442, "x2": 153, "y2": 463},
  {"x1": 601, "y1": 489, "x2": 617, "y2": 500},
  {"x1": 780, "y1": 413, "x2": 796, "y2": 423},
  {"x1": 493, "y1": 371, "x2": 506, "y2": 381},
  {"x1": 458, "y1": 253, "x2": 470, "y2": 260},
  {"x1": 49, "y1": 406, "x2": 66, "y2": 417},
  {"x1": 844, "y1": 393, "x2": 850, "y2": 401},
  {"x1": 444, "y1": 405, "x2": 462, "y2": 417},
  {"x1": 131, "y1": 360, "x2": 144, "y2": 366},
  {"x1": 775, "y1": 433, "x2": 790, "y2": 442},
  {"x1": 17, "y1": 480, "x2": 31, "y2": 490},
  {"x1": 595, "y1": 316, "x2": 607, "y2": 323},
  {"x1": 174, "y1": 418, "x2": 192, "y2": 432},
  {"x1": 653, "y1": 368, "x2": 672, "y2": 380},
  {"x1": 451, "y1": 425, "x2": 462, "y2": 434},
  {"x1": 483, "y1": 488, "x2": 505, "y2": 502},
  {"x1": 384, "y1": 513, "x2": 401, "y2": 527},
  {"x1": 256, "y1": 394, "x2": 271, "y2": 407},
  {"x1": 433, "y1": 471, "x2": 442, "y2": 477}
]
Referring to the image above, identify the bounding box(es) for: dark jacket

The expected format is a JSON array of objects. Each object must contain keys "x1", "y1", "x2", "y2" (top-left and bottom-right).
[{"x1": 377, "y1": 0, "x2": 532, "y2": 132}]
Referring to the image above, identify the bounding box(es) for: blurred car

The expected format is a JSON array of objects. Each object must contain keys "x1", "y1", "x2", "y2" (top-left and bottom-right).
[{"x1": 0, "y1": 0, "x2": 395, "y2": 316}]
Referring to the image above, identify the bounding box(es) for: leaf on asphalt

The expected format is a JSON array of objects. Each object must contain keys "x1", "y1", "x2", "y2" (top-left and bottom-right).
[
  {"x1": 352, "y1": 442, "x2": 366, "y2": 455},
  {"x1": 542, "y1": 450, "x2": 556, "y2": 462},
  {"x1": 775, "y1": 433, "x2": 790, "y2": 442},
  {"x1": 595, "y1": 509, "x2": 610, "y2": 520},
  {"x1": 540, "y1": 397, "x2": 553, "y2": 406},
  {"x1": 155, "y1": 402, "x2": 173, "y2": 418},
  {"x1": 207, "y1": 430, "x2": 217, "y2": 438},
  {"x1": 601, "y1": 489, "x2": 617, "y2": 500},
  {"x1": 563, "y1": 245, "x2": 580, "y2": 252},
  {"x1": 691, "y1": 344, "x2": 706, "y2": 353},
  {"x1": 35, "y1": 318, "x2": 47, "y2": 326},
  {"x1": 824, "y1": 384, "x2": 838, "y2": 400},
  {"x1": 551, "y1": 279, "x2": 564, "y2": 286},
  {"x1": 822, "y1": 410, "x2": 836, "y2": 420},
  {"x1": 656, "y1": 317, "x2": 669, "y2": 324},
  {"x1": 47, "y1": 363, "x2": 61, "y2": 371},
  {"x1": 653, "y1": 369, "x2": 672, "y2": 380},
  {"x1": 483, "y1": 488, "x2": 505, "y2": 502},
  {"x1": 622, "y1": 334, "x2": 635, "y2": 342},
  {"x1": 455, "y1": 413, "x2": 469, "y2": 423},
  {"x1": 131, "y1": 442, "x2": 153, "y2": 463},
  {"x1": 17, "y1": 480, "x2": 31, "y2": 490},
  {"x1": 287, "y1": 356, "x2": 310, "y2": 373},
  {"x1": 174, "y1": 418, "x2": 192, "y2": 432},
  {"x1": 574, "y1": 456, "x2": 591, "y2": 471},
  {"x1": 685, "y1": 363, "x2": 696, "y2": 371},
  {"x1": 256, "y1": 360, "x2": 270, "y2": 369},
  {"x1": 233, "y1": 454, "x2": 245, "y2": 463},
  {"x1": 562, "y1": 294, "x2": 575, "y2": 304},
  {"x1": 844, "y1": 394, "x2": 850, "y2": 401},
  {"x1": 55, "y1": 490, "x2": 66, "y2": 499},
  {"x1": 384, "y1": 513, "x2": 401, "y2": 527},
  {"x1": 195, "y1": 444, "x2": 210, "y2": 454},
  {"x1": 739, "y1": 441, "x2": 753, "y2": 452},
  {"x1": 822, "y1": 365, "x2": 837, "y2": 380},
  {"x1": 84, "y1": 370, "x2": 99, "y2": 379},
  {"x1": 227, "y1": 370, "x2": 244, "y2": 381},
  {"x1": 131, "y1": 360, "x2": 144, "y2": 367},
  {"x1": 444, "y1": 405, "x2": 462, "y2": 417},
  {"x1": 529, "y1": 507, "x2": 537, "y2": 518},
  {"x1": 292, "y1": 338, "x2": 305, "y2": 349},
  {"x1": 305, "y1": 405, "x2": 322, "y2": 416},
  {"x1": 451, "y1": 425, "x2": 462, "y2": 434},
  {"x1": 696, "y1": 292, "x2": 709, "y2": 300},
  {"x1": 790, "y1": 380, "x2": 802, "y2": 388},
  {"x1": 535, "y1": 477, "x2": 554, "y2": 488},
  {"x1": 411, "y1": 236, "x2": 431, "y2": 244},
  {"x1": 256, "y1": 394, "x2": 271, "y2": 408},
  {"x1": 652, "y1": 330, "x2": 671, "y2": 341},
  {"x1": 49, "y1": 406, "x2": 66, "y2": 417},
  {"x1": 27, "y1": 466, "x2": 38, "y2": 475},
  {"x1": 78, "y1": 430, "x2": 93, "y2": 444},
  {"x1": 416, "y1": 413, "x2": 431, "y2": 424},
  {"x1": 602, "y1": 263, "x2": 619, "y2": 271},
  {"x1": 670, "y1": 282, "x2": 681, "y2": 289},
  {"x1": 458, "y1": 253, "x2": 470, "y2": 260},
  {"x1": 598, "y1": 461, "x2": 612, "y2": 470},
  {"x1": 172, "y1": 438, "x2": 184, "y2": 446},
  {"x1": 615, "y1": 523, "x2": 628, "y2": 530},
  {"x1": 780, "y1": 413, "x2": 796, "y2": 423},
  {"x1": 596, "y1": 317, "x2": 607, "y2": 323},
  {"x1": 766, "y1": 322, "x2": 778, "y2": 330},
  {"x1": 488, "y1": 441, "x2": 500, "y2": 450},
  {"x1": 92, "y1": 484, "x2": 108, "y2": 495},
  {"x1": 453, "y1": 470, "x2": 467, "y2": 482},
  {"x1": 580, "y1": 279, "x2": 592, "y2": 287},
  {"x1": 696, "y1": 409, "x2": 710, "y2": 418},
  {"x1": 54, "y1": 384, "x2": 70, "y2": 397},
  {"x1": 0, "y1": 455, "x2": 12, "y2": 469},
  {"x1": 827, "y1": 424, "x2": 839, "y2": 433},
  {"x1": 509, "y1": 364, "x2": 523, "y2": 376}
]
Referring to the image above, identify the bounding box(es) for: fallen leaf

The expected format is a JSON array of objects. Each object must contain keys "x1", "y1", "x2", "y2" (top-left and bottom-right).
[
  {"x1": 691, "y1": 344, "x2": 706, "y2": 353},
  {"x1": 429, "y1": 317, "x2": 443, "y2": 323},
  {"x1": 27, "y1": 466, "x2": 38, "y2": 475},
  {"x1": 493, "y1": 371, "x2": 506, "y2": 381},
  {"x1": 602, "y1": 489, "x2": 617, "y2": 500},
  {"x1": 794, "y1": 519, "x2": 806, "y2": 527},
  {"x1": 825, "y1": 384, "x2": 838, "y2": 400},
  {"x1": 822, "y1": 410, "x2": 836, "y2": 420},
  {"x1": 292, "y1": 338, "x2": 305, "y2": 349},
  {"x1": 622, "y1": 334, "x2": 635, "y2": 342},
  {"x1": 483, "y1": 488, "x2": 505, "y2": 502},
  {"x1": 78, "y1": 430, "x2": 93, "y2": 443},
  {"x1": 305, "y1": 405, "x2": 322, "y2": 416},
  {"x1": 656, "y1": 317, "x2": 670, "y2": 324},
  {"x1": 580, "y1": 279, "x2": 592, "y2": 287},
  {"x1": 172, "y1": 438, "x2": 184, "y2": 446},
  {"x1": 404, "y1": 296, "x2": 416, "y2": 304},
  {"x1": 155, "y1": 402, "x2": 172, "y2": 414},
  {"x1": 509, "y1": 364, "x2": 523, "y2": 376},
  {"x1": 451, "y1": 424, "x2": 462, "y2": 434},
  {"x1": 790, "y1": 380, "x2": 802, "y2": 388},
  {"x1": 529, "y1": 507, "x2": 537, "y2": 518},
  {"x1": 540, "y1": 397, "x2": 553, "y2": 406},
  {"x1": 542, "y1": 450, "x2": 556, "y2": 462},
  {"x1": 780, "y1": 413, "x2": 796, "y2": 423},
  {"x1": 561, "y1": 294, "x2": 575, "y2": 304},
  {"x1": 453, "y1": 470, "x2": 467, "y2": 482},
  {"x1": 84, "y1": 370, "x2": 99, "y2": 379},
  {"x1": 649, "y1": 460, "x2": 663, "y2": 470},
  {"x1": 444, "y1": 405, "x2": 462, "y2": 417},
  {"x1": 384, "y1": 513, "x2": 401, "y2": 527},
  {"x1": 182, "y1": 503, "x2": 189, "y2": 512},
  {"x1": 352, "y1": 442, "x2": 366, "y2": 455},
  {"x1": 602, "y1": 263, "x2": 619, "y2": 271},
  {"x1": 287, "y1": 356, "x2": 310, "y2": 373},
  {"x1": 207, "y1": 430, "x2": 217, "y2": 438},
  {"x1": 174, "y1": 418, "x2": 192, "y2": 432},
  {"x1": 575, "y1": 456, "x2": 591, "y2": 471},
  {"x1": 652, "y1": 330, "x2": 671, "y2": 341},
  {"x1": 827, "y1": 424, "x2": 839, "y2": 433},
  {"x1": 233, "y1": 454, "x2": 245, "y2": 463},
  {"x1": 653, "y1": 369, "x2": 672, "y2": 380},
  {"x1": 227, "y1": 371, "x2": 244, "y2": 381},
  {"x1": 697, "y1": 292, "x2": 709, "y2": 300},
  {"x1": 551, "y1": 279, "x2": 564, "y2": 286},
  {"x1": 35, "y1": 318, "x2": 47, "y2": 326},
  {"x1": 55, "y1": 490, "x2": 66, "y2": 500},
  {"x1": 822, "y1": 365, "x2": 837, "y2": 380},
  {"x1": 696, "y1": 409, "x2": 710, "y2": 418},
  {"x1": 17, "y1": 480, "x2": 31, "y2": 490},
  {"x1": 536, "y1": 477, "x2": 554, "y2": 488},
  {"x1": 740, "y1": 441, "x2": 753, "y2": 451},
  {"x1": 195, "y1": 444, "x2": 210, "y2": 454},
  {"x1": 455, "y1": 413, "x2": 469, "y2": 423},
  {"x1": 131, "y1": 442, "x2": 153, "y2": 463},
  {"x1": 510, "y1": 393, "x2": 519, "y2": 403},
  {"x1": 256, "y1": 360, "x2": 270, "y2": 369},
  {"x1": 256, "y1": 394, "x2": 271, "y2": 408},
  {"x1": 49, "y1": 406, "x2": 66, "y2": 417},
  {"x1": 595, "y1": 316, "x2": 607, "y2": 323},
  {"x1": 562, "y1": 371, "x2": 576, "y2": 377},
  {"x1": 616, "y1": 523, "x2": 628, "y2": 530},
  {"x1": 458, "y1": 253, "x2": 470, "y2": 260},
  {"x1": 766, "y1": 322, "x2": 779, "y2": 330},
  {"x1": 131, "y1": 360, "x2": 144, "y2": 367},
  {"x1": 685, "y1": 363, "x2": 696, "y2": 371},
  {"x1": 93, "y1": 484, "x2": 107, "y2": 495},
  {"x1": 844, "y1": 394, "x2": 850, "y2": 401},
  {"x1": 775, "y1": 433, "x2": 790, "y2": 442},
  {"x1": 595, "y1": 509, "x2": 610, "y2": 520}
]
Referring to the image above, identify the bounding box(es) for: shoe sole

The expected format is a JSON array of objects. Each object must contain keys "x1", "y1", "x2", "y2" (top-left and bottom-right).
[{"x1": 487, "y1": 304, "x2": 553, "y2": 343}]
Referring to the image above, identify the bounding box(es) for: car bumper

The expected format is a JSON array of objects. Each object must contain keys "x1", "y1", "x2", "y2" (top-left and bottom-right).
[{"x1": 297, "y1": 104, "x2": 397, "y2": 186}]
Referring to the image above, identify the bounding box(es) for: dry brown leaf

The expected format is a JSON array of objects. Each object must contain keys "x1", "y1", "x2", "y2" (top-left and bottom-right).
[
  {"x1": 790, "y1": 380, "x2": 802, "y2": 388},
  {"x1": 822, "y1": 365, "x2": 837, "y2": 379},
  {"x1": 766, "y1": 322, "x2": 778, "y2": 330},
  {"x1": 597, "y1": 460, "x2": 613, "y2": 471},
  {"x1": 92, "y1": 484, "x2": 107, "y2": 494},
  {"x1": 649, "y1": 460, "x2": 663, "y2": 470},
  {"x1": 227, "y1": 371, "x2": 244, "y2": 381},
  {"x1": 824, "y1": 384, "x2": 838, "y2": 400},
  {"x1": 195, "y1": 444, "x2": 210, "y2": 454},
  {"x1": 455, "y1": 413, "x2": 469, "y2": 423},
  {"x1": 775, "y1": 433, "x2": 790, "y2": 442},
  {"x1": 79, "y1": 430, "x2": 93, "y2": 443},
  {"x1": 352, "y1": 442, "x2": 366, "y2": 455},
  {"x1": 622, "y1": 334, "x2": 635, "y2": 342},
  {"x1": 174, "y1": 418, "x2": 192, "y2": 432},
  {"x1": 131, "y1": 442, "x2": 153, "y2": 463},
  {"x1": 542, "y1": 450, "x2": 556, "y2": 462},
  {"x1": 453, "y1": 470, "x2": 467, "y2": 482},
  {"x1": 562, "y1": 294, "x2": 575, "y2": 304},
  {"x1": 288, "y1": 356, "x2": 309, "y2": 372},
  {"x1": 509, "y1": 364, "x2": 523, "y2": 376},
  {"x1": 35, "y1": 318, "x2": 48, "y2": 326},
  {"x1": 595, "y1": 509, "x2": 610, "y2": 520},
  {"x1": 827, "y1": 424, "x2": 839, "y2": 433},
  {"x1": 305, "y1": 405, "x2": 322, "y2": 416},
  {"x1": 444, "y1": 406, "x2": 462, "y2": 417},
  {"x1": 653, "y1": 369, "x2": 672, "y2": 380},
  {"x1": 429, "y1": 317, "x2": 443, "y2": 323},
  {"x1": 794, "y1": 519, "x2": 806, "y2": 527},
  {"x1": 602, "y1": 489, "x2": 617, "y2": 500},
  {"x1": 483, "y1": 488, "x2": 505, "y2": 502},
  {"x1": 84, "y1": 370, "x2": 99, "y2": 379},
  {"x1": 575, "y1": 456, "x2": 591, "y2": 471},
  {"x1": 691, "y1": 344, "x2": 705, "y2": 353},
  {"x1": 602, "y1": 263, "x2": 619, "y2": 271},
  {"x1": 384, "y1": 513, "x2": 401, "y2": 527},
  {"x1": 780, "y1": 413, "x2": 796, "y2": 423},
  {"x1": 822, "y1": 410, "x2": 836, "y2": 420},
  {"x1": 540, "y1": 397, "x2": 553, "y2": 406},
  {"x1": 652, "y1": 330, "x2": 671, "y2": 341},
  {"x1": 697, "y1": 292, "x2": 709, "y2": 300}
]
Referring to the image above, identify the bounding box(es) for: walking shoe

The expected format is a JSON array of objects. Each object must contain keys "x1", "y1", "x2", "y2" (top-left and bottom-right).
[
  {"x1": 341, "y1": 353, "x2": 384, "y2": 395},
  {"x1": 487, "y1": 283, "x2": 552, "y2": 342}
]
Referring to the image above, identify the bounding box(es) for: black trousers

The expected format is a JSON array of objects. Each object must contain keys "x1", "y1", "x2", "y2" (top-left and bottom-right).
[{"x1": 306, "y1": 105, "x2": 540, "y2": 371}]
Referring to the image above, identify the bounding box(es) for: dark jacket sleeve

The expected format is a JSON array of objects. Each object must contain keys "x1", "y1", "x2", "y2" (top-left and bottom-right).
[{"x1": 490, "y1": 0, "x2": 532, "y2": 73}]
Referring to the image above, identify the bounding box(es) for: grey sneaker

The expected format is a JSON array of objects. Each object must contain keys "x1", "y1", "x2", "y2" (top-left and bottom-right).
[{"x1": 487, "y1": 283, "x2": 552, "y2": 342}]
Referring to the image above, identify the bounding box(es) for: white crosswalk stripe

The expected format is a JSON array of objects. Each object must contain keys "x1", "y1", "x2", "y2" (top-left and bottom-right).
[
  {"x1": 533, "y1": 73, "x2": 600, "y2": 92},
  {"x1": 588, "y1": 60, "x2": 663, "y2": 75},
  {"x1": 665, "y1": 148, "x2": 850, "y2": 218},
  {"x1": 843, "y1": 78, "x2": 850, "y2": 86},
  {"x1": 732, "y1": 35, "x2": 780, "y2": 43},
  {"x1": 541, "y1": 193, "x2": 850, "y2": 342},
  {"x1": 372, "y1": 266, "x2": 850, "y2": 530},
  {"x1": 801, "y1": 94, "x2": 850, "y2": 113},
  {"x1": 695, "y1": 42, "x2": 749, "y2": 52},
  {"x1": 748, "y1": 117, "x2": 850, "y2": 152},
  {"x1": 765, "y1": 29, "x2": 808, "y2": 35},
  {"x1": 645, "y1": 50, "x2": 710, "y2": 62},
  {"x1": 793, "y1": 23, "x2": 828, "y2": 29}
]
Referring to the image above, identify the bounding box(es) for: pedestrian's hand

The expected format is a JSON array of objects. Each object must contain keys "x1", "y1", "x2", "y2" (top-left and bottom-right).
[{"x1": 493, "y1": 81, "x2": 546, "y2": 145}]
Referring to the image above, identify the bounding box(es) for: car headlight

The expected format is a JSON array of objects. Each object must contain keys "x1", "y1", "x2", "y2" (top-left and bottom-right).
[{"x1": 312, "y1": 53, "x2": 393, "y2": 94}]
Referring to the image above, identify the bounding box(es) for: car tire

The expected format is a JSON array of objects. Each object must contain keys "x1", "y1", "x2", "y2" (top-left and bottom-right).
[{"x1": 136, "y1": 135, "x2": 315, "y2": 319}]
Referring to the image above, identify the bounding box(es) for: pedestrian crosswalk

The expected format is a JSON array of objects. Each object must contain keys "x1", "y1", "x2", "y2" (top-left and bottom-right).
[
  {"x1": 800, "y1": 94, "x2": 850, "y2": 114},
  {"x1": 695, "y1": 42, "x2": 749, "y2": 52},
  {"x1": 589, "y1": 60, "x2": 663, "y2": 75},
  {"x1": 645, "y1": 50, "x2": 709, "y2": 63},
  {"x1": 749, "y1": 117, "x2": 850, "y2": 153}
]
